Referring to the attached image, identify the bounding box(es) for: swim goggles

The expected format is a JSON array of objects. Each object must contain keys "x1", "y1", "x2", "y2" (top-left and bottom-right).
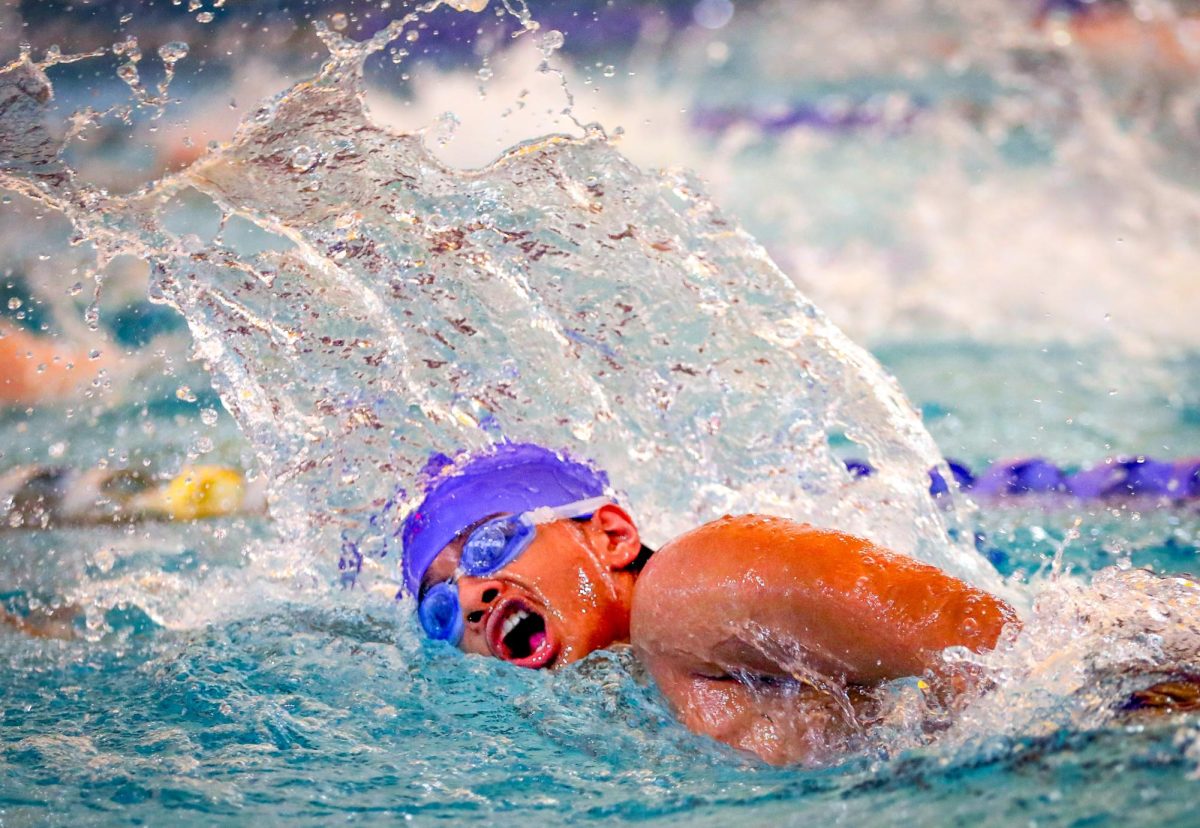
[{"x1": 417, "y1": 496, "x2": 612, "y2": 644}]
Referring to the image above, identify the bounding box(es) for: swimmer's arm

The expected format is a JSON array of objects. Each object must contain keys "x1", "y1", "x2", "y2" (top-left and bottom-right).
[
  {"x1": 644, "y1": 659, "x2": 863, "y2": 766},
  {"x1": 632, "y1": 520, "x2": 1018, "y2": 691},
  {"x1": 630, "y1": 521, "x2": 1017, "y2": 763}
]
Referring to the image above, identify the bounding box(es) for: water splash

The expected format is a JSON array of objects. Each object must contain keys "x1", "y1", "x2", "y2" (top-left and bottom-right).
[{"x1": 0, "y1": 3, "x2": 1004, "y2": 603}]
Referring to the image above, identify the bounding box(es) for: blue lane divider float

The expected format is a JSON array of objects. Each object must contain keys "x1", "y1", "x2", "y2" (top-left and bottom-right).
[{"x1": 847, "y1": 456, "x2": 1200, "y2": 501}]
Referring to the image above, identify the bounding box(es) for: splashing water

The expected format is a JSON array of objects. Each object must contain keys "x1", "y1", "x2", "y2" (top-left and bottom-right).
[
  {"x1": 2, "y1": 1, "x2": 1200, "y2": 820},
  {"x1": 0, "y1": 2, "x2": 1002, "y2": 598}
]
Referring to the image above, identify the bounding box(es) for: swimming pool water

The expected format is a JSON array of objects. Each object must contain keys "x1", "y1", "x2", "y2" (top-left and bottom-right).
[
  {"x1": 3, "y1": 0, "x2": 1200, "y2": 823},
  {"x1": 2, "y1": 345, "x2": 1197, "y2": 825}
]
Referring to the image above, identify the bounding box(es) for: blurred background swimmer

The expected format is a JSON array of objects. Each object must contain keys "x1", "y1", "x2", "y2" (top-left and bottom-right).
[
  {"x1": 0, "y1": 463, "x2": 265, "y2": 529},
  {"x1": 0, "y1": 323, "x2": 108, "y2": 407}
]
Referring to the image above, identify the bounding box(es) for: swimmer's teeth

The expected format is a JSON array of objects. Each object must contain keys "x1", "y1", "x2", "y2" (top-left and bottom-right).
[{"x1": 501, "y1": 610, "x2": 528, "y2": 641}]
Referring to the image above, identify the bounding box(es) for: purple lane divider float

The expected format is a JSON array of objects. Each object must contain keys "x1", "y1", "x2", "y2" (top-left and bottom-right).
[{"x1": 845, "y1": 456, "x2": 1200, "y2": 501}]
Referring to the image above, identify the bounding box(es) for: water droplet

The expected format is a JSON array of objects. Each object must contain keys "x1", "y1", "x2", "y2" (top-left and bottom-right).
[
  {"x1": 176, "y1": 385, "x2": 198, "y2": 403},
  {"x1": 193, "y1": 436, "x2": 214, "y2": 454},
  {"x1": 290, "y1": 145, "x2": 319, "y2": 173},
  {"x1": 93, "y1": 547, "x2": 116, "y2": 573},
  {"x1": 330, "y1": 12, "x2": 349, "y2": 31},
  {"x1": 196, "y1": 11, "x2": 215, "y2": 23},
  {"x1": 187, "y1": 0, "x2": 202, "y2": 11},
  {"x1": 693, "y1": 0, "x2": 735, "y2": 30},
  {"x1": 540, "y1": 29, "x2": 564, "y2": 53},
  {"x1": 7, "y1": 297, "x2": 21, "y2": 310},
  {"x1": 119, "y1": 13, "x2": 134, "y2": 24},
  {"x1": 477, "y1": 64, "x2": 493, "y2": 82},
  {"x1": 158, "y1": 41, "x2": 190, "y2": 63},
  {"x1": 88, "y1": 348, "x2": 101, "y2": 360},
  {"x1": 602, "y1": 64, "x2": 615, "y2": 78},
  {"x1": 200, "y1": 407, "x2": 219, "y2": 426},
  {"x1": 405, "y1": 29, "x2": 420, "y2": 42},
  {"x1": 48, "y1": 441, "x2": 67, "y2": 459}
]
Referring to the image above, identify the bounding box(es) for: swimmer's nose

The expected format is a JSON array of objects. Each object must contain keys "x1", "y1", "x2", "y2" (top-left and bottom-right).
[{"x1": 459, "y1": 579, "x2": 502, "y2": 626}]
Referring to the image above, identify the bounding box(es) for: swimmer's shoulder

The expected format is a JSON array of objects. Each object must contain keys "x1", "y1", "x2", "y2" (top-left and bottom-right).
[{"x1": 637, "y1": 514, "x2": 895, "y2": 585}]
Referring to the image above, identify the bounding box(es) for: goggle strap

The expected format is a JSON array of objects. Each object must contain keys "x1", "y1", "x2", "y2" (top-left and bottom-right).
[{"x1": 525, "y1": 496, "x2": 613, "y2": 526}]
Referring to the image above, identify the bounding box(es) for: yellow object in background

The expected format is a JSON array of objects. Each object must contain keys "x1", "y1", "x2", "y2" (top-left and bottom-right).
[{"x1": 162, "y1": 465, "x2": 246, "y2": 521}]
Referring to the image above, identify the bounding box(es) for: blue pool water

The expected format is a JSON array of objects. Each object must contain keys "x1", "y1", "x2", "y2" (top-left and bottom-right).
[
  {"x1": 3, "y1": 0, "x2": 1200, "y2": 824},
  {"x1": 2, "y1": 345, "x2": 1198, "y2": 825}
]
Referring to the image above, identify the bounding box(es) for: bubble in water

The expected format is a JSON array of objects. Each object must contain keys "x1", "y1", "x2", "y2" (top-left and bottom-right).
[
  {"x1": 446, "y1": 0, "x2": 489, "y2": 10},
  {"x1": 187, "y1": 0, "x2": 202, "y2": 11},
  {"x1": 330, "y1": 12, "x2": 349, "y2": 31},
  {"x1": 88, "y1": 349, "x2": 101, "y2": 361},
  {"x1": 602, "y1": 65, "x2": 616, "y2": 78},
  {"x1": 477, "y1": 64, "x2": 494, "y2": 82},
  {"x1": 7, "y1": 297, "x2": 21, "y2": 310},
  {"x1": 200, "y1": 408, "x2": 219, "y2": 426},
  {"x1": 196, "y1": 11, "x2": 214, "y2": 23},
  {"x1": 176, "y1": 385, "x2": 198, "y2": 403}
]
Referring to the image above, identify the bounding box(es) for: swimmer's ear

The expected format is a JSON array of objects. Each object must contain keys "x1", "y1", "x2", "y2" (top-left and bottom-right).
[{"x1": 588, "y1": 504, "x2": 641, "y2": 570}]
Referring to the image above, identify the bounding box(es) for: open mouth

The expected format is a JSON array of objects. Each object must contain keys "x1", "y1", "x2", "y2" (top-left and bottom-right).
[{"x1": 486, "y1": 598, "x2": 558, "y2": 669}]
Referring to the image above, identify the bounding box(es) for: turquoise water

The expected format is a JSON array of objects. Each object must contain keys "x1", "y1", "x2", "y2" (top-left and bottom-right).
[
  {"x1": 2, "y1": 345, "x2": 1198, "y2": 825},
  {"x1": 3, "y1": 0, "x2": 1200, "y2": 823}
]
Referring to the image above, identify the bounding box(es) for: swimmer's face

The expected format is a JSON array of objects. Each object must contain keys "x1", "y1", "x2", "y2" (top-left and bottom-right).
[{"x1": 420, "y1": 505, "x2": 642, "y2": 669}]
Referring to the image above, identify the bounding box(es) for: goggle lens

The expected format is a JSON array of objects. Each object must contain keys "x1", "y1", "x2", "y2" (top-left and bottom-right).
[
  {"x1": 460, "y1": 516, "x2": 534, "y2": 576},
  {"x1": 417, "y1": 581, "x2": 464, "y2": 643}
]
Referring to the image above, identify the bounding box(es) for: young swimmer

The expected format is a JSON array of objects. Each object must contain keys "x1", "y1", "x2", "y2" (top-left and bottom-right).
[{"x1": 401, "y1": 443, "x2": 1020, "y2": 765}]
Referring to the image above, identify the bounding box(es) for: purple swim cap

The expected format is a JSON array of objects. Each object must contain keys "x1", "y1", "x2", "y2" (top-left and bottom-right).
[{"x1": 400, "y1": 443, "x2": 610, "y2": 598}]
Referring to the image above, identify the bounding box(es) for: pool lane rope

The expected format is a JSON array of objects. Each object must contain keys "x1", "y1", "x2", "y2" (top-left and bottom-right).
[{"x1": 846, "y1": 455, "x2": 1200, "y2": 501}]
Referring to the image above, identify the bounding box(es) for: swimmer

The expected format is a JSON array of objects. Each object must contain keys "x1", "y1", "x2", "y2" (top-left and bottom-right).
[
  {"x1": 1035, "y1": 0, "x2": 1200, "y2": 76},
  {"x1": 401, "y1": 443, "x2": 1020, "y2": 765},
  {"x1": 0, "y1": 463, "x2": 265, "y2": 529},
  {"x1": 0, "y1": 323, "x2": 106, "y2": 407}
]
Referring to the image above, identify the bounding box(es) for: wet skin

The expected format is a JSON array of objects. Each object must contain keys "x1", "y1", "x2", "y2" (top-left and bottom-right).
[
  {"x1": 422, "y1": 509, "x2": 1018, "y2": 765},
  {"x1": 420, "y1": 505, "x2": 642, "y2": 669},
  {"x1": 0, "y1": 324, "x2": 105, "y2": 406}
]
